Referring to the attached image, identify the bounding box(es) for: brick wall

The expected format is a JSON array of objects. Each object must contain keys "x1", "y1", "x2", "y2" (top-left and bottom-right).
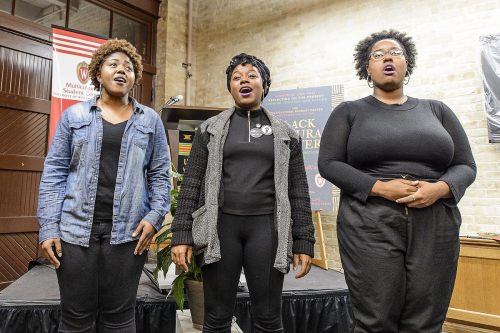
[
  {"x1": 157, "y1": 0, "x2": 500, "y2": 269},
  {"x1": 155, "y1": 0, "x2": 189, "y2": 111}
]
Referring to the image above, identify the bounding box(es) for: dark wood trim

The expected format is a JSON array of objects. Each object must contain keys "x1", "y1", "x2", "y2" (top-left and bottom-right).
[
  {"x1": 109, "y1": 11, "x2": 114, "y2": 38},
  {"x1": 87, "y1": 0, "x2": 157, "y2": 64},
  {"x1": 0, "y1": 92, "x2": 51, "y2": 114},
  {"x1": 0, "y1": 154, "x2": 45, "y2": 172},
  {"x1": 150, "y1": 19, "x2": 156, "y2": 68},
  {"x1": 459, "y1": 237, "x2": 499, "y2": 247},
  {"x1": 0, "y1": 11, "x2": 52, "y2": 43},
  {"x1": 0, "y1": 217, "x2": 39, "y2": 234},
  {"x1": 0, "y1": 29, "x2": 52, "y2": 58},
  {"x1": 161, "y1": 106, "x2": 226, "y2": 130},
  {"x1": 64, "y1": 0, "x2": 70, "y2": 28},
  {"x1": 117, "y1": 0, "x2": 160, "y2": 18},
  {"x1": 143, "y1": 63, "x2": 156, "y2": 75},
  {"x1": 88, "y1": 0, "x2": 158, "y2": 22},
  {"x1": 124, "y1": 0, "x2": 160, "y2": 17}
]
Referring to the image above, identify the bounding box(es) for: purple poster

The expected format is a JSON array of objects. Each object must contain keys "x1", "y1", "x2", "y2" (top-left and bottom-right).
[{"x1": 264, "y1": 85, "x2": 343, "y2": 211}]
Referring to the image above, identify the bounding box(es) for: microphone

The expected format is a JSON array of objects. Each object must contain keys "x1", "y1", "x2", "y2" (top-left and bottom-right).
[{"x1": 166, "y1": 95, "x2": 184, "y2": 106}]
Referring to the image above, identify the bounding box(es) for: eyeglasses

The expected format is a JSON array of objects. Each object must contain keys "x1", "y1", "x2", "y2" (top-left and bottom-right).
[{"x1": 370, "y1": 48, "x2": 405, "y2": 61}]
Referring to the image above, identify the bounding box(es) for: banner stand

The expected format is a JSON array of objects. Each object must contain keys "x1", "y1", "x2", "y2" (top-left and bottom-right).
[{"x1": 311, "y1": 210, "x2": 328, "y2": 270}]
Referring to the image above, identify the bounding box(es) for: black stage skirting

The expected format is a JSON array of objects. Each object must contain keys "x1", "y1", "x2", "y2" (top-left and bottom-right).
[{"x1": 0, "y1": 264, "x2": 352, "y2": 333}]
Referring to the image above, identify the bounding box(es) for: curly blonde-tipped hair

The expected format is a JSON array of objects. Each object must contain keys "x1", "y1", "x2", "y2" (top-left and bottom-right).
[{"x1": 88, "y1": 39, "x2": 143, "y2": 90}]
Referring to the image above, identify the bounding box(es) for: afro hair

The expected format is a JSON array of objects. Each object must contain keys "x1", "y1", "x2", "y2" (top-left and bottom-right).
[
  {"x1": 353, "y1": 29, "x2": 417, "y2": 80},
  {"x1": 88, "y1": 38, "x2": 143, "y2": 89}
]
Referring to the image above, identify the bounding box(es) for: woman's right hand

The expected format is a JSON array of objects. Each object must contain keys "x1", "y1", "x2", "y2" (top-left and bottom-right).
[
  {"x1": 41, "y1": 238, "x2": 62, "y2": 268},
  {"x1": 370, "y1": 179, "x2": 419, "y2": 202},
  {"x1": 171, "y1": 244, "x2": 193, "y2": 272}
]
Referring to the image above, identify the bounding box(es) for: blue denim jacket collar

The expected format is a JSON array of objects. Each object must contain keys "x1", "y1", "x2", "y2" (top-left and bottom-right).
[{"x1": 87, "y1": 95, "x2": 145, "y2": 114}]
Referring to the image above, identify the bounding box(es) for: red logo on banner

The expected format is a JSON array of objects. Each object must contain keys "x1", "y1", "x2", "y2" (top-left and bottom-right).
[
  {"x1": 76, "y1": 62, "x2": 90, "y2": 84},
  {"x1": 315, "y1": 174, "x2": 326, "y2": 188}
]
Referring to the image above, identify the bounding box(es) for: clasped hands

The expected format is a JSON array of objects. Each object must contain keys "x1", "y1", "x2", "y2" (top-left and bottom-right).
[{"x1": 371, "y1": 179, "x2": 451, "y2": 208}]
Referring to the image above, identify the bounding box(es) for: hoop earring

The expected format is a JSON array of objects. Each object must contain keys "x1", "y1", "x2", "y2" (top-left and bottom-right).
[
  {"x1": 404, "y1": 73, "x2": 411, "y2": 85},
  {"x1": 367, "y1": 75, "x2": 374, "y2": 88},
  {"x1": 99, "y1": 82, "x2": 103, "y2": 99}
]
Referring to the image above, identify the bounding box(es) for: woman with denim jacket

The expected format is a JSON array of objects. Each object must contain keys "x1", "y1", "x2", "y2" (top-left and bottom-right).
[
  {"x1": 37, "y1": 39, "x2": 170, "y2": 332},
  {"x1": 170, "y1": 53, "x2": 315, "y2": 333}
]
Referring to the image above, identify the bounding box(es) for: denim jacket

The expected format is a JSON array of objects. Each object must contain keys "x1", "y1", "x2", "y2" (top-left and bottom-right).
[{"x1": 38, "y1": 96, "x2": 171, "y2": 246}]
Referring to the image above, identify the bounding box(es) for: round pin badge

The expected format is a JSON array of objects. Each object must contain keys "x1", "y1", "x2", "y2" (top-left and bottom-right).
[
  {"x1": 250, "y1": 127, "x2": 263, "y2": 138},
  {"x1": 261, "y1": 125, "x2": 273, "y2": 135}
]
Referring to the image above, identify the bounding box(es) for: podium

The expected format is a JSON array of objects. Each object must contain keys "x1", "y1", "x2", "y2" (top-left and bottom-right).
[{"x1": 161, "y1": 105, "x2": 225, "y2": 180}]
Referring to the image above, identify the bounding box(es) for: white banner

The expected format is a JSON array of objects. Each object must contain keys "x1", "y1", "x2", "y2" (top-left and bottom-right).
[{"x1": 50, "y1": 27, "x2": 106, "y2": 143}]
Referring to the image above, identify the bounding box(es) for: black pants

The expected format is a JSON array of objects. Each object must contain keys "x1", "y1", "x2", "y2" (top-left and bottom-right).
[
  {"x1": 202, "y1": 213, "x2": 284, "y2": 333},
  {"x1": 56, "y1": 222, "x2": 147, "y2": 333},
  {"x1": 338, "y1": 195, "x2": 461, "y2": 333}
]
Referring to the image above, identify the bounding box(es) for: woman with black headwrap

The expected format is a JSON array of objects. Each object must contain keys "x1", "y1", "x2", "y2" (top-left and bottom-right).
[
  {"x1": 318, "y1": 30, "x2": 476, "y2": 332},
  {"x1": 170, "y1": 53, "x2": 315, "y2": 333}
]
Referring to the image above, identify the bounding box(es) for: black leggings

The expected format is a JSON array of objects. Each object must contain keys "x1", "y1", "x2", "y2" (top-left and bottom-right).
[
  {"x1": 56, "y1": 222, "x2": 147, "y2": 333},
  {"x1": 202, "y1": 213, "x2": 284, "y2": 333}
]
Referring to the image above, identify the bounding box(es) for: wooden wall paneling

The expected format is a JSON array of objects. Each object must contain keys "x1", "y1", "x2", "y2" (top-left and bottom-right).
[
  {"x1": 446, "y1": 239, "x2": 500, "y2": 331},
  {"x1": 444, "y1": 321, "x2": 500, "y2": 333},
  {"x1": 0, "y1": 171, "x2": 42, "y2": 218},
  {"x1": 0, "y1": 232, "x2": 39, "y2": 290},
  {"x1": 0, "y1": 23, "x2": 51, "y2": 290},
  {"x1": 0, "y1": 108, "x2": 49, "y2": 156},
  {"x1": 0, "y1": 12, "x2": 52, "y2": 43}
]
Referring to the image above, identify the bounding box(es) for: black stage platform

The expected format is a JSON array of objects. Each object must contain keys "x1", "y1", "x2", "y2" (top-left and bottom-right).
[{"x1": 0, "y1": 264, "x2": 352, "y2": 333}]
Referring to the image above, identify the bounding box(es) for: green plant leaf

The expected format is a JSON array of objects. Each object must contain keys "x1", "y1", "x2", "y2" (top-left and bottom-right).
[
  {"x1": 155, "y1": 231, "x2": 172, "y2": 245},
  {"x1": 161, "y1": 255, "x2": 172, "y2": 278},
  {"x1": 153, "y1": 244, "x2": 173, "y2": 281},
  {"x1": 154, "y1": 247, "x2": 172, "y2": 278},
  {"x1": 170, "y1": 272, "x2": 190, "y2": 310},
  {"x1": 170, "y1": 188, "x2": 179, "y2": 216},
  {"x1": 192, "y1": 263, "x2": 203, "y2": 282}
]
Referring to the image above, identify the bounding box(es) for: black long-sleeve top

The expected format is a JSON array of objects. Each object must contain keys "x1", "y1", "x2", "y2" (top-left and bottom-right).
[
  {"x1": 222, "y1": 107, "x2": 275, "y2": 215},
  {"x1": 318, "y1": 96, "x2": 476, "y2": 203}
]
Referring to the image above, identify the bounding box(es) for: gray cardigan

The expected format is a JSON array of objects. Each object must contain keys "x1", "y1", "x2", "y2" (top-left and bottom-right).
[{"x1": 171, "y1": 107, "x2": 315, "y2": 273}]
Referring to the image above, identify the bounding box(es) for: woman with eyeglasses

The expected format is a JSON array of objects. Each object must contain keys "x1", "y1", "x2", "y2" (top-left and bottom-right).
[{"x1": 318, "y1": 30, "x2": 476, "y2": 333}]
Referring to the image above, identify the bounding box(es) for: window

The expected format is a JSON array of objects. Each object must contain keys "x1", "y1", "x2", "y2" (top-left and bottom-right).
[
  {"x1": 14, "y1": 0, "x2": 66, "y2": 28},
  {"x1": 69, "y1": 0, "x2": 110, "y2": 38},
  {"x1": 0, "y1": 0, "x2": 12, "y2": 14},
  {"x1": 112, "y1": 13, "x2": 148, "y2": 60},
  {"x1": 5, "y1": 1, "x2": 153, "y2": 63}
]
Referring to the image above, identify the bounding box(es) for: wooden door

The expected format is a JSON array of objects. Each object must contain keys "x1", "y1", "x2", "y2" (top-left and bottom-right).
[
  {"x1": 0, "y1": 3, "x2": 159, "y2": 290},
  {"x1": 0, "y1": 16, "x2": 52, "y2": 290}
]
